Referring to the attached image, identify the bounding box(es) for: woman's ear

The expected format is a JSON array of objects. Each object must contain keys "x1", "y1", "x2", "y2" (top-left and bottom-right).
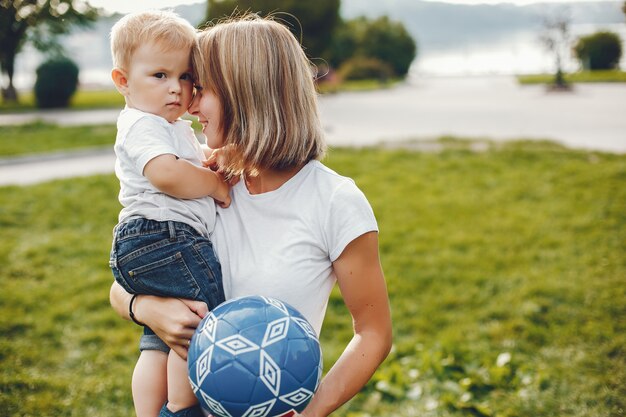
[{"x1": 111, "y1": 68, "x2": 129, "y2": 95}]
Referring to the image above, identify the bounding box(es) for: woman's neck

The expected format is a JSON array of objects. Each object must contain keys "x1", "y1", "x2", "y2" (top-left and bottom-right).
[{"x1": 244, "y1": 164, "x2": 305, "y2": 195}]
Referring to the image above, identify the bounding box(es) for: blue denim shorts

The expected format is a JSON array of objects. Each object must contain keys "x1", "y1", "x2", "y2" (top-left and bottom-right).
[{"x1": 110, "y1": 218, "x2": 225, "y2": 352}]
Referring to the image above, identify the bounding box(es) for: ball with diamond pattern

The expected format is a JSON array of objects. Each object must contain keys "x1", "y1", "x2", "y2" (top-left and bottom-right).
[{"x1": 187, "y1": 295, "x2": 323, "y2": 417}]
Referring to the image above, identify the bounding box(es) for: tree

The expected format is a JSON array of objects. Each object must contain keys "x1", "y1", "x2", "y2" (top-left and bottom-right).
[
  {"x1": 360, "y1": 16, "x2": 416, "y2": 77},
  {"x1": 574, "y1": 32, "x2": 623, "y2": 70},
  {"x1": 539, "y1": 10, "x2": 573, "y2": 88},
  {"x1": 205, "y1": 0, "x2": 340, "y2": 61},
  {"x1": 329, "y1": 16, "x2": 417, "y2": 78},
  {"x1": 0, "y1": 0, "x2": 98, "y2": 103}
]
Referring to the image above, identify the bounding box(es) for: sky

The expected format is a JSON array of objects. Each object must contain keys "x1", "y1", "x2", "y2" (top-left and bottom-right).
[{"x1": 86, "y1": 0, "x2": 615, "y2": 15}]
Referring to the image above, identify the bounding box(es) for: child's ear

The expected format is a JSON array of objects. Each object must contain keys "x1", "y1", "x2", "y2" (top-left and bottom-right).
[{"x1": 111, "y1": 68, "x2": 129, "y2": 95}]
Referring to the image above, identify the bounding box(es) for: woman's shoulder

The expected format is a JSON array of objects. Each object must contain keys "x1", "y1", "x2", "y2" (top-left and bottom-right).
[
  {"x1": 307, "y1": 160, "x2": 367, "y2": 198},
  {"x1": 308, "y1": 160, "x2": 355, "y2": 187}
]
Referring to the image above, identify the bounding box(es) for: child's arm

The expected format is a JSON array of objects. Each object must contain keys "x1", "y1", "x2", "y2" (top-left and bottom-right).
[{"x1": 143, "y1": 154, "x2": 230, "y2": 207}]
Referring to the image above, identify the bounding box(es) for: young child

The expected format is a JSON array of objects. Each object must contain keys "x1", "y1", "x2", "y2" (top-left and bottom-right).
[{"x1": 108, "y1": 10, "x2": 227, "y2": 417}]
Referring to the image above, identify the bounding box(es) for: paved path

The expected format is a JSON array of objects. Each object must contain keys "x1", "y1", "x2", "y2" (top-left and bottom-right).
[{"x1": 1, "y1": 76, "x2": 625, "y2": 186}]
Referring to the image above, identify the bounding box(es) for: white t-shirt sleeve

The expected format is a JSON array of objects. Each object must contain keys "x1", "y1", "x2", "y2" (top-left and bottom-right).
[
  {"x1": 325, "y1": 180, "x2": 379, "y2": 262},
  {"x1": 123, "y1": 117, "x2": 179, "y2": 175}
]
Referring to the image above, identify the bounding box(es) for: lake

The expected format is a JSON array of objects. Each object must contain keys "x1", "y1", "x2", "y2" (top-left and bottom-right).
[{"x1": 8, "y1": 23, "x2": 626, "y2": 89}]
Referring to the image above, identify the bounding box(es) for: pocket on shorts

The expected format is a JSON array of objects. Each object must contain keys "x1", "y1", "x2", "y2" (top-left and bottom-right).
[{"x1": 121, "y1": 246, "x2": 202, "y2": 299}]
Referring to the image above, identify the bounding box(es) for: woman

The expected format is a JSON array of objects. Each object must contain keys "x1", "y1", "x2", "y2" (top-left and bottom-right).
[{"x1": 110, "y1": 14, "x2": 392, "y2": 417}]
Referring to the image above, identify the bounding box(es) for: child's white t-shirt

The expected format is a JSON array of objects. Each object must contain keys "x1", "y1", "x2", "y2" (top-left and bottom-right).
[
  {"x1": 212, "y1": 160, "x2": 378, "y2": 335},
  {"x1": 114, "y1": 107, "x2": 216, "y2": 237}
]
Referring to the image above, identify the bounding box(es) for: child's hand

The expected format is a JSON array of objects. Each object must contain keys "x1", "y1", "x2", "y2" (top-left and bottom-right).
[{"x1": 205, "y1": 148, "x2": 226, "y2": 172}]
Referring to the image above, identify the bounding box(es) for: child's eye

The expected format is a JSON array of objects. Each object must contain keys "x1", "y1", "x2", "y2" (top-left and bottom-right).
[
  {"x1": 153, "y1": 73, "x2": 166, "y2": 79},
  {"x1": 181, "y1": 73, "x2": 193, "y2": 81}
]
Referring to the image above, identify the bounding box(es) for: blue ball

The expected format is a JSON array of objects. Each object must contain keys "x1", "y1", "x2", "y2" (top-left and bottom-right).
[{"x1": 188, "y1": 295, "x2": 323, "y2": 417}]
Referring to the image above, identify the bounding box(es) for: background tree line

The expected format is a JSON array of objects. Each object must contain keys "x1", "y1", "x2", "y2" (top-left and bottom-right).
[
  {"x1": 1, "y1": 0, "x2": 624, "y2": 107},
  {"x1": 205, "y1": 0, "x2": 417, "y2": 82},
  {"x1": 0, "y1": 0, "x2": 417, "y2": 106}
]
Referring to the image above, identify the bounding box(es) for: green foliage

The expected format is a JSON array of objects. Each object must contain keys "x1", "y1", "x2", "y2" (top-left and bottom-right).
[
  {"x1": 1, "y1": 139, "x2": 625, "y2": 416},
  {"x1": 574, "y1": 31, "x2": 623, "y2": 71},
  {"x1": 358, "y1": 16, "x2": 416, "y2": 77},
  {"x1": 0, "y1": 0, "x2": 98, "y2": 103},
  {"x1": 330, "y1": 16, "x2": 417, "y2": 78},
  {"x1": 205, "y1": 0, "x2": 340, "y2": 61},
  {"x1": 34, "y1": 57, "x2": 79, "y2": 108},
  {"x1": 0, "y1": 89, "x2": 123, "y2": 112},
  {"x1": 337, "y1": 57, "x2": 394, "y2": 81}
]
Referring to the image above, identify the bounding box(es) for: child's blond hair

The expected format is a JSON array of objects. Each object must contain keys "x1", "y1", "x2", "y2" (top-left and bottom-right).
[{"x1": 110, "y1": 10, "x2": 197, "y2": 71}]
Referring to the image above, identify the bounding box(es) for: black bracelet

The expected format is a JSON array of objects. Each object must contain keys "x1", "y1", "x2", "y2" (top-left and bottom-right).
[{"x1": 129, "y1": 294, "x2": 144, "y2": 326}]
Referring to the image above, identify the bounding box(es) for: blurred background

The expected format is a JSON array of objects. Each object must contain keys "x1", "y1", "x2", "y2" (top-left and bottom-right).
[{"x1": 5, "y1": 0, "x2": 626, "y2": 88}]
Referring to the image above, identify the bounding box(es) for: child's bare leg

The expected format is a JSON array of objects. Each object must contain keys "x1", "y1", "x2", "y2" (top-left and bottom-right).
[
  {"x1": 132, "y1": 350, "x2": 168, "y2": 417},
  {"x1": 164, "y1": 350, "x2": 197, "y2": 413}
]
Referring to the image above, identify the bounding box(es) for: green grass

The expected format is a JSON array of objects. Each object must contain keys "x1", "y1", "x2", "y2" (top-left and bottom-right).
[
  {"x1": 1, "y1": 140, "x2": 624, "y2": 416},
  {"x1": 0, "y1": 78, "x2": 400, "y2": 112},
  {"x1": 0, "y1": 120, "x2": 202, "y2": 158},
  {"x1": 517, "y1": 70, "x2": 626, "y2": 85},
  {"x1": 0, "y1": 89, "x2": 125, "y2": 113},
  {"x1": 0, "y1": 122, "x2": 117, "y2": 157},
  {"x1": 317, "y1": 78, "x2": 402, "y2": 94}
]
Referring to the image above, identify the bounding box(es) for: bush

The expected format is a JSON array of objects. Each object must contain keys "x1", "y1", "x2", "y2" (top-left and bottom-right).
[
  {"x1": 337, "y1": 57, "x2": 394, "y2": 81},
  {"x1": 329, "y1": 16, "x2": 417, "y2": 78},
  {"x1": 574, "y1": 31, "x2": 623, "y2": 70},
  {"x1": 360, "y1": 16, "x2": 417, "y2": 77},
  {"x1": 34, "y1": 57, "x2": 79, "y2": 108}
]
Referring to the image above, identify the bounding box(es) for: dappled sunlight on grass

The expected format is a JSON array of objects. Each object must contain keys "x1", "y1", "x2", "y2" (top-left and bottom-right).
[{"x1": 1, "y1": 144, "x2": 624, "y2": 416}]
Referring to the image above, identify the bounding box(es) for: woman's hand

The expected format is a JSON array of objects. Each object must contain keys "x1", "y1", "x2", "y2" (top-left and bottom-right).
[
  {"x1": 110, "y1": 282, "x2": 209, "y2": 360},
  {"x1": 134, "y1": 295, "x2": 209, "y2": 359}
]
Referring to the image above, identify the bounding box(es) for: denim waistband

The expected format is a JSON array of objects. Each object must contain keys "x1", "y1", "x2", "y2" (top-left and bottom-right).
[{"x1": 114, "y1": 218, "x2": 199, "y2": 240}]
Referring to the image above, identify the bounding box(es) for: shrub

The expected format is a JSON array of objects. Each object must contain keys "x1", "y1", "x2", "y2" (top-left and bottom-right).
[
  {"x1": 360, "y1": 16, "x2": 417, "y2": 77},
  {"x1": 337, "y1": 57, "x2": 394, "y2": 81},
  {"x1": 329, "y1": 16, "x2": 417, "y2": 78},
  {"x1": 34, "y1": 57, "x2": 79, "y2": 108},
  {"x1": 574, "y1": 31, "x2": 623, "y2": 70}
]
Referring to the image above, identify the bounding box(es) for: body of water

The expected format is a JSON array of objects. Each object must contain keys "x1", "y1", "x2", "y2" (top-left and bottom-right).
[
  {"x1": 411, "y1": 23, "x2": 626, "y2": 77},
  {"x1": 6, "y1": 23, "x2": 626, "y2": 89}
]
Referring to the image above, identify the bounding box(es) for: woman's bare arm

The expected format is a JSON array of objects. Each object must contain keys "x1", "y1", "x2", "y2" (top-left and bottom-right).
[{"x1": 301, "y1": 231, "x2": 392, "y2": 417}]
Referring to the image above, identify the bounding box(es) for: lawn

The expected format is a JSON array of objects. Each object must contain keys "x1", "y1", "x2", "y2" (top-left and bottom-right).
[
  {"x1": 517, "y1": 70, "x2": 626, "y2": 85},
  {"x1": 0, "y1": 89, "x2": 125, "y2": 113},
  {"x1": 0, "y1": 79, "x2": 396, "y2": 113},
  {"x1": 0, "y1": 140, "x2": 624, "y2": 417},
  {"x1": 0, "y1": 121, "x2": 198, "y2": 158},
  {"x1": 0, "y1": 123, "x2": 117, "y2": 157},
  {"x1": 2, "y1": 70, "x2": 623, "y2": 114}
]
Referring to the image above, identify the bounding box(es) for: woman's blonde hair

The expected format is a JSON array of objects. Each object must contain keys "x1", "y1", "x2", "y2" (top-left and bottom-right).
[
  {"x1": 192, "y1": 14, "x2": 326, "y2": 176},
  {"x1": 110, "y1": 10, "x2": 197, "y2": 71}
]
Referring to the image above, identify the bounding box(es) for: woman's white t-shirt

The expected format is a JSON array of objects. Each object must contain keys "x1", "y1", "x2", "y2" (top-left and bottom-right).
[{"x1": 212, "y1": 160, "x2": 378, "y2": 335}]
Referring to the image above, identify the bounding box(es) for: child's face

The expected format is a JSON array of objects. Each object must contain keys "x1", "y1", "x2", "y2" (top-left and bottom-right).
[
  {"x1": 189, "y1": 87, "x2": 224, "y2": 149},
  {"x1": 124, "y1": 42, "x2": 194, "y2": 123}
]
